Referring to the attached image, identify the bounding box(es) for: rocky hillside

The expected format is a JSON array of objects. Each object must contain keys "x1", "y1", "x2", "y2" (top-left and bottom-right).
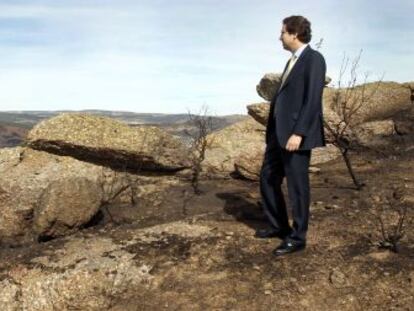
[
  {"x1": 0, "y1": 76, "x2": 413, "y2": 310},
  {"x1": 0, "y1": 129, "x2": 413, "y2": 310}
]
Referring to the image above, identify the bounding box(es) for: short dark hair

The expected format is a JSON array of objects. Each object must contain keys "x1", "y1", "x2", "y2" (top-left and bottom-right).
[{"x1": 283, "y1": 15, "x2": 312, "y2": 44}]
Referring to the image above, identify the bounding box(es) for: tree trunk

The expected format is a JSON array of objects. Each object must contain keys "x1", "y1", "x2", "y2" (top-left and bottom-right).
[{"x1": 340, "y1": 148, "x2": 364, "y2": 190}]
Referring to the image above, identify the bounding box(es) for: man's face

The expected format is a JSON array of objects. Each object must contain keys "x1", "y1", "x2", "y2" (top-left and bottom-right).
[{"x1": 279, "y1": 24, "x2": 297, "y2": 51}]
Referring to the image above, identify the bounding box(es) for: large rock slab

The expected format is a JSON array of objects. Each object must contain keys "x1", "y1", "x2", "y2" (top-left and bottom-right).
[
  {"x1": 324, "y1": 82, "x2": 411, "y2": 123},
  {"x1": 256, "y1": 73, "x2": 332, "y2": 101},
  {"x1": 354, "y1": 120, "x2": 396, "y2": 145},
  {"x1": 256, "y1": 73, "x2": 283, "y2": 101},
  {"x1": 34, "y1": 177, "x2": 102, "y2": 238},
  {"x1": 234, "y1": 150, "x2": 263, "y2": 181},
  {"x1": 311, "y1": 144, "x2": 342, "y2": 165},
  {"x1": 0, "y1": 147, "x2": 113, "y2": 242},
  {"x1": 26, "y1": 113, "x2": 190, "y2": 172},
  {"x1": 246, "y1": 102, "x2": 270, "y2": 126},
  {"x1": 202, "y1": 118, "x2": 266, "y2": 177}
]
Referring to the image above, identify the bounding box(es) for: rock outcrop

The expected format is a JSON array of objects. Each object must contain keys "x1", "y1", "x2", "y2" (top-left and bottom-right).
[
  {"x1": 0, "y1": 221, "x2": 212, "y2": 310},
  {"x1": 234, "y1": 150, "x2": 263, "y2": 181},
  {"x1": 204, "y1": 103, "x2": 344, "y2": 179},
  {"x1": 0, "y1": 147, "x2": 107, "y2": 242},
  {"x1": 233, "y1": 144, "x2": 341, "y2": 181},
  {"x1": 27, "y1": 113, "x2": 190, "y2": 172},
  {"x1": 34, "y1": 177, "x2": 103, "y2": 238},
  {"x1": 251, "y1": 77, "x2": 411, "y2": 148},
  {"x1": 256, "y1": 73, "x2": 332, "y2": 102},
  {"x1": 0, "y1": 146, "x2": 182, "y2": 243},
  {"x1": 202, "y1": 118, "x2": 266, "y2": 178},
  {"x1": 353, "y1": 120, "x2": 396, "y2": 145},
  {"x1": 0, "y1": 113, "x2": 195, "y2": 243},
  {"x1": 256, "y1": 74, "x2": 410, "y2": 123},
  {"x1": 246, "y1": 102, "x2": 270, "y2": 127},
  {"x1": 256, "y1": 73, "x2": 283, "y2": 102},
  {"x1": 246, "y1": 102, "x2": 351, "y2": 144},
  {"x1": 323, "y1": 82, "x2": 411, "y2": 123}
]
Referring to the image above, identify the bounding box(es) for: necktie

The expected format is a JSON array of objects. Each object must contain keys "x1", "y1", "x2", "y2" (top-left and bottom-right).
[{"x1": 280, "y1": 54, "x2": 297, "y2": 87}]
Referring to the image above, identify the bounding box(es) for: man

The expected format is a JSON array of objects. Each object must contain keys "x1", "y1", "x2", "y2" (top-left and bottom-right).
[{"x1": 256, "y1": 15, "x2": 326, "y2": 256}]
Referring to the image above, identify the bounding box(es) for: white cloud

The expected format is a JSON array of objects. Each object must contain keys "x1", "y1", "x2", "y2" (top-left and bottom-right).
[{"x1": 0, "y1": 0, "x2": 412, "y2": 114}]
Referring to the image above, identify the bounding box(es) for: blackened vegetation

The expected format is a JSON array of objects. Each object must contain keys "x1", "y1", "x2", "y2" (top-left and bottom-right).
[
  {"x1": 324, "y1": 50, "x2": 383, "y2": 190},
  {"x1": 367, "y1": 185, "x2": 412, "y2": 253},
  {"x1": 184, "y1": 105, "x2": 217, "y2": 195}
]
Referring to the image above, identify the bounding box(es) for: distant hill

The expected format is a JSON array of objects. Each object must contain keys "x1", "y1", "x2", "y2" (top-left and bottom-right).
[
  {"x1": 0, "y1": 123, "x2": 28, "y2": 147},
  {"x1": 0, "y1": 110, "x2": 248, "y2": 148}
]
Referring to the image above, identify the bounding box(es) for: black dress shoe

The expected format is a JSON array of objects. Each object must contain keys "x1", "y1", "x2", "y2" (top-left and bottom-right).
[
  {"x1": 272, "y1": 240, "x2": 306, "y2": 256},
  {"x1": 254, "y1": 228, "x2": 292, "y2": 239}
]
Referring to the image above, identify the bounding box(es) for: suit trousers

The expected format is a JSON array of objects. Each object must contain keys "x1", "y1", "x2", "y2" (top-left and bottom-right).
[{"x1": 260, "y1": 134, "x2": 311, "y2": 244}]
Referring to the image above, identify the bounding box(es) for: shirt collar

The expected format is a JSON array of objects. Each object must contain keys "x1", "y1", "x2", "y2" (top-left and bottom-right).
[{"x1": 292, "y1": 44, "x2": 308, "y2": 59}]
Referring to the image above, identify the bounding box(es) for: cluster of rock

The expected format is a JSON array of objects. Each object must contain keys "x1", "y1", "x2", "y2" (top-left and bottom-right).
[
  {"x1": 0, "y1": 75, "x2": 413, "y2": 310},
  {"x1": 0, "y1": 113, "x2": 190, "y2": 244},
  {"x1": 201, "y1": 73, "x2": 412, "y2": 180}
]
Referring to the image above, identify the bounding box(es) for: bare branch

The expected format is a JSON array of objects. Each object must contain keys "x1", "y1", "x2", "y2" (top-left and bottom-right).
[
  {"x1": 326, "y1": 49, "x2": 383, "y2": 189},
  {"x1": 185, "y1": 104, "x2": 216, "y2": 196}
]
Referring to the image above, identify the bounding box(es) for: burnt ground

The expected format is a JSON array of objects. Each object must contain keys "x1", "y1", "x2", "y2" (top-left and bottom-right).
[
  {"x1": 1, "y1": 121, "x2": 414, "y2": 310},
  {"x1": 107, "y1": 132, "x2": 414, "y2": 311}
]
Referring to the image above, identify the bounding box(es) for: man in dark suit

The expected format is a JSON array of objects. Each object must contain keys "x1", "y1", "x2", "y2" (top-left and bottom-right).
[{"x1": 256, "y1": 15, "x2": 326, "y2": 256}]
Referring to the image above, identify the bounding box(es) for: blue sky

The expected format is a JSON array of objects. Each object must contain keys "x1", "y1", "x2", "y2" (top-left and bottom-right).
[{"x1": 0, "y1": 0, "x2": 412, "y2": 115}]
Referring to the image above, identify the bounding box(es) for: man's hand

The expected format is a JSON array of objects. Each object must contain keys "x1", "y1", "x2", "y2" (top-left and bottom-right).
[{"x1": 286, "y1": 134, "x2": 303, "y2": 151}]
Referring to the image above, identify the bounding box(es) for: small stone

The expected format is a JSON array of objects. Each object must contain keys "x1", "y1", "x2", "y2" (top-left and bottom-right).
[
  {"x1": 325, "y1": 204, "x2": 340, "y2": 210},
  {"x1": 264, "y1": 290, "x2": 272, "y2": 295},
  {"x1": 329, "y1": 269, "x2": 347, "y2": 288},
  {"x1": 264, "y1": 282, "x2": 273, "y2": 290},
  {"x1": 372, "y1": 195, "x2": 381, "y2": 203},
  {"x1": 309, "y1": 166, "x2": 321, "y2": 173},
  {"x1": 368, "y1": 251, "x2": 391, "y2": 261}
]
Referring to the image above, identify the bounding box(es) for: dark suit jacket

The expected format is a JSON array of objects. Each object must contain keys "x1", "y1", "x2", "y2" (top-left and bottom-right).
[{"x1": 266, "y1": 45, "x2": 326, "y2": 150}]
